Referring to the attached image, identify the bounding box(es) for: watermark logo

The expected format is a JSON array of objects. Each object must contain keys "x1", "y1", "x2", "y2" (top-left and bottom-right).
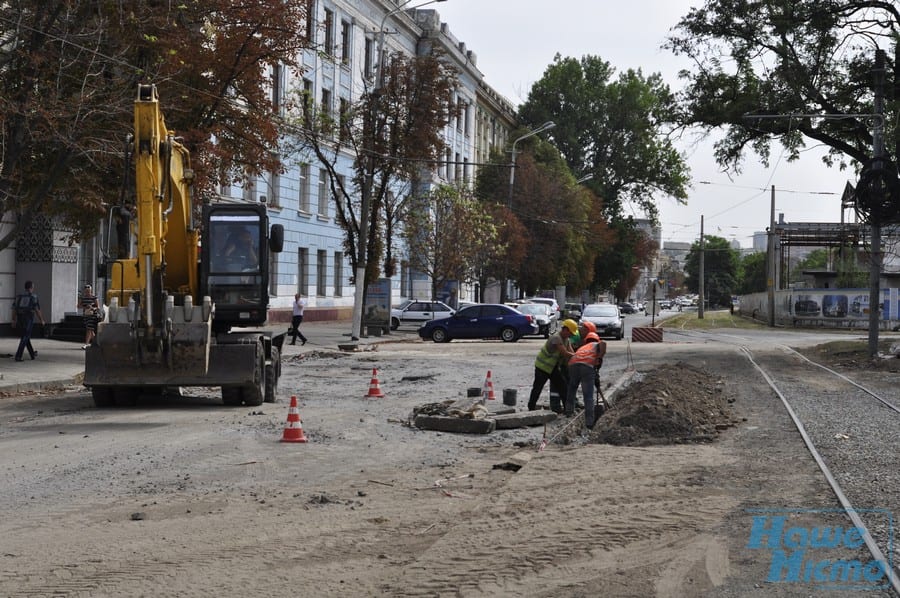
[{"x1": 746, "y1": 509, "x2": 893, "y2": 591}]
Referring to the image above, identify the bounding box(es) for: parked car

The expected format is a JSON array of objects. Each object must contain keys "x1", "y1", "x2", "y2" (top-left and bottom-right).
[
  {"x1": 562, "y1": 302, "x2": 583, "y2": 320},
  {"x1": 617, "y1": 302, "x2": 637, "y2": 314},
  {"x1": 515, "y1": 302, "x2": 558, "y2": 338},
  {"x1": 580, "y1": 303, "x2": 625, "y2": 340},
  {"x1": 390, "y1": 300, "x2": 454, "y2": 330},
  {"x1": 659, "y1": 300, "x2": 673, "y2": 310},
  {"x1": 417, "y1": 304, "x2": 538, "y2": 343},
  {"x1": 525, "y1": 297, "x2": 560, "y2": 321}
]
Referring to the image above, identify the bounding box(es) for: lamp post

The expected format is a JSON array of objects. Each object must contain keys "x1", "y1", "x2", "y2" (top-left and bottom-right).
[
  {"x1": 350, "y1": 0, "x2": 447, "y2": 342},
  {"x1": 507, "y1": 121, "x2": 555, "y2": 206}
]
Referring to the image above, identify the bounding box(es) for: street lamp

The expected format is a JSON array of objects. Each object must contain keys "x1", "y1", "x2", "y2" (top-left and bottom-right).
[
  {"x1": 351, "y1": 0, "x2": 448, "y2": 342},
  {"x1": 507, "y1": 121, "x2": 555, "y2": 206}
]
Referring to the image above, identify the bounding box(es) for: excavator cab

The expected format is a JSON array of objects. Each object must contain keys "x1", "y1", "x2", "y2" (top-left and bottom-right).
[{"x1": 200, "y1": 203, "x2": 283, "y2": 333}]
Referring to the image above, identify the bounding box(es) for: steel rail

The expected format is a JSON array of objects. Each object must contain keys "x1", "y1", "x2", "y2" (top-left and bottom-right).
[{"x1": 739, "y1": 345, "x2": 900, "y2": 594}]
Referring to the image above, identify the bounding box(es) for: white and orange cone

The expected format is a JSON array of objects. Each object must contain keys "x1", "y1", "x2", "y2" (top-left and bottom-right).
[
  {"x1": 365, "y1": 368, "x2": 386, "y2": 399},
  {"x1": 482, "y1": 370, "x2": 496, "y2": 401},
  {"x1": 280, "y1": 395, "x2": 308, "y2": 443}
]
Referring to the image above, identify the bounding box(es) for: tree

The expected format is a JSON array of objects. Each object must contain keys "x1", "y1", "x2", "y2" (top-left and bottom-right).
[
  {"x1": 287, "y1": 50, "x2": 455, "y2": 286},
  {"x1": 518, "y1": 54, "x2": 690, "y2": 222},
  {"x1": 738, "y1": 251, "x2": 768, "y2": 294},
  {"x1": 0, "y1": 1, "x2": 311, "y2": 247},
  {"x1": 402, "y1": 185, "x2": 497, "y2": 299},
  {"x1": 684, "y1": 236, "x2": 740, "y2": 307},
  {"x1": 665, "y1": 1, "x2": 899, "y2": 176},
  {"x1": 595, "y1": 221, "x2": 657, "y2": 302}
]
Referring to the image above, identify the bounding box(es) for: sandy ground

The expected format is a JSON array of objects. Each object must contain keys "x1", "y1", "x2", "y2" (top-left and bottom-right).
[{"x1": 0, "y1": 333, "x2": 891, "y2": 596}]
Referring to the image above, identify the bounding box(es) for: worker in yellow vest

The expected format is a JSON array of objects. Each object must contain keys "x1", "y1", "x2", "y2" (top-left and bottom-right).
[{"x1": 527, "y1": 319, "x2": 578, "y2": 412}]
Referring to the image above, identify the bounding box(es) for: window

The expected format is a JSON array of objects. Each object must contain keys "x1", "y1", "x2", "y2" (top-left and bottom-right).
[
  {"x1": 455, "y1": 152, "x2": 461, "y2": 181},
  {"x1": 317, "y1": 169, "x2": 328, "y2": 216},
  {"x1": 304, "y1": 0, "x2": 315, "y2": 43},
  {"x1": 299, "y1": 163, "x2": 311, "y2": 212},
  {"x1": 333, "y1": 252, "x2": 343, "y2": 296},
  {"x1": 320, "y1": 88, "x2": 331, "y2": 119},
  {"x1": 298, "y1": 248, "x2": 309, "y2": 295},
  {"x1": 340, "y1": 20, "x2": 351, "y2": 64},
  {"x1": 316, "y1": 250, "x2": 327, "y2": 296},
  {"x1": 335, "y1": 174, "x2": 346, "y2": 205},
  {"x1": 445, "y1": 149, "x2": 451, "y2": 180},
  {"x1": 463, "y1": 157, "x2": 469, "y2": 184},
  {"x1": 267, "y1": 169, "x2": 280, "y2": 207},
  {"x1": 242, "y1": 176, "x2": 257, "y2": 202},
  {"x1": 269, "y1": 249, "x2": 278, "y2": 295},
  {"x1": 302, "y1": 78, "x2": 313, "y2": 118},
  {"x1": 323, "y1": 8, "x2": 334, "y2": 56},
  {"x1": 364, "y1": 38, "x2": 374, "y2": 79},
  {"x1": 272, "y1": 64, "x2": 283, "y2": 115},
  {"x1": 339, "y1": 97, "x2": 349, "y2": 142},
  {"x1": 463, "y1": 102, "x2": 470, "y2": 136}
]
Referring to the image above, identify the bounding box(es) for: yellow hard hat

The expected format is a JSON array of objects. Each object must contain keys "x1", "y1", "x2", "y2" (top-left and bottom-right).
[{"x1": 561, "y1": 319, "x2": 578, "y2": 334}]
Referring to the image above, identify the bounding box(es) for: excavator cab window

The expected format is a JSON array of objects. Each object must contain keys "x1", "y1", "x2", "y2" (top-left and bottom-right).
[{"x1": 207, "y1": 213, "x2": 264, "y2": 305}]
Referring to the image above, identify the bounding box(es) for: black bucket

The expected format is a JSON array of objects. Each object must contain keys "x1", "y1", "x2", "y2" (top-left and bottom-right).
[
  {"x1": 503, "y1": 388, "x2": 517, "y2": 406},
  {"x1": 467, "y1": 387, "x2": 482, "y2": 398}
]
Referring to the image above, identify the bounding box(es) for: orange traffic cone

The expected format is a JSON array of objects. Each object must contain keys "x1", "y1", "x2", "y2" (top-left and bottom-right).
[
  {"x1": 482, "y1": 370, "x2": 496, "y2": 401},
  {"x1": 365, "y1": 368, "x2": 385, "y2": 399},
  {"x1": 280, "y1": 395, "x2": 308, "y2": 443}
]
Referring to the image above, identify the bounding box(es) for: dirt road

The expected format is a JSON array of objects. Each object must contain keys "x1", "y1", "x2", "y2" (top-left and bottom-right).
[{"x1": 0, "y1": 331, "x2": 892, "y2": 596}]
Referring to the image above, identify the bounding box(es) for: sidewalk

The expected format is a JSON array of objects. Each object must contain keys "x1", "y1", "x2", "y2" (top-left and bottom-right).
[{"x1": 0, "y1": 321, "x2": 409, "y2": 395}]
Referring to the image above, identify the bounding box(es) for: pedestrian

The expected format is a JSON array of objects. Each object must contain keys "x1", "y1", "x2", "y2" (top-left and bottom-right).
[
  {"x1": 79, "y1": 284, "x2": 100, "y2": 349},
  {"x1": 527, "y1": 318, "x2": 577, "y2": 413},
  {"x1": 12, "y1": 280, "x2": 45, "y2": 362},
  {"x1": 565, "y1": 331, "x2": 607, "y2": 427},
  {"x1": 290, "y1": 293, "x2": 308, "y2": 346}
]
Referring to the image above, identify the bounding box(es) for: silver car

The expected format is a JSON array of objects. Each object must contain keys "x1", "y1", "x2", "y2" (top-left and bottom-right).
[
  {"x1": 515, "y1": 302, "x2": 558, "y2": 338},
  {"x1": 580, "y1": 303, "x2": 624, "y2": 340}
]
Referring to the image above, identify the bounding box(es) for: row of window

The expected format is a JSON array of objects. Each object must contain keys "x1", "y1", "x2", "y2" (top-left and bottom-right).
[{"x1": 296, "y1": 248, "x2": 344, "y2": 297}]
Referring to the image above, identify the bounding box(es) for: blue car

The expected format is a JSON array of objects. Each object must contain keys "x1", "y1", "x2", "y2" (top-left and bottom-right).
[{"x1": 418, "y1": 304, "x2": 538, "y2": 343}]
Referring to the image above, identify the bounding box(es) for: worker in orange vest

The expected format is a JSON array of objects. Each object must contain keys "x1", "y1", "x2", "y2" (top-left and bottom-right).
[{"x1": 565, "y1": 331, "x2": 607, "y2": 427}]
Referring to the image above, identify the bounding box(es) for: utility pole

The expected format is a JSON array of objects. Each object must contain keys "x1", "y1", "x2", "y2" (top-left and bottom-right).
[
  {"x1": 767, "y1": 185, "x2": 776, "y2": 326},
  {"x1": 867, "y1": 49, "x2": 887, "y2": 357},
  {"x1": 698, "y1": 215, "x2": 704, "y2": 319}
]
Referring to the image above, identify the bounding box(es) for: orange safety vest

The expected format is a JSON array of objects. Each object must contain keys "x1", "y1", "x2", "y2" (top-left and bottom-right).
[{"x1": 568, "y1": 340, "x2": 605, "y2": 367}]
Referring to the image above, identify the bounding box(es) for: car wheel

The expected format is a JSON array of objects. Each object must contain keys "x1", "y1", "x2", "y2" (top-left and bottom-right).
[
  {"x1": 390, "y1": 317, "x2": 400, "y2": 331},
  {"x1": 500, "y1": 326, "x2": 518, "y2": 342},
  {"x1": 431, "y1": 328, "x2": 449, "y2": 343}
]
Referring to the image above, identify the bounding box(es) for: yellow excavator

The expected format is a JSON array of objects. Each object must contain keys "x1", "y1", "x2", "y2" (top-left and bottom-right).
[{"x1": 84, "y1": 84, "x2": 285, "y2": 407}]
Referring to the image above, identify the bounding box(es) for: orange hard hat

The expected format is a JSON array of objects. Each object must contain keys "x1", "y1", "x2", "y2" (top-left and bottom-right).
[
  {"x1": 581, "y1": 321, "x2": 597, "y2": 334},
  {"x1": 585, "y1": 332, "x2": 600, "y2": 343}
]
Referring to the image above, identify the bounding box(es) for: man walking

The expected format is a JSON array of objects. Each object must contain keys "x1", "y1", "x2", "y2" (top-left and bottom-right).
[
  {"x1": 290, "y1": 293, "x2": 308, "y2": 346},
  {"x1": 12, "y1": 281, "x2": 45, "y2": 362}
]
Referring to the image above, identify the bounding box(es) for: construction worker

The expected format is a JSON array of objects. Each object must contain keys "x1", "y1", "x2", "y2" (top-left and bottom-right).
[
  {"x1": 528, "y1": 318, "x2": 577, "y2": 413},
  {"x1": 566, "y1": 331, "x2": 607, "y2": 427},
  {"x1": 573, "y1": 320, "x2": 597, "y2": 348}
]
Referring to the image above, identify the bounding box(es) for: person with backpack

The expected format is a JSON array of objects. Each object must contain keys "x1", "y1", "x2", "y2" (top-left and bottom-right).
[{"x1": 12, "y1": 280, "x2": 45, "y2": 362}]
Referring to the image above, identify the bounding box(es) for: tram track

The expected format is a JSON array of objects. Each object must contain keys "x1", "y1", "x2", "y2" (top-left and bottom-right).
[{"x1": 670, "y1": 327, "x2": 900, "y2": 593}]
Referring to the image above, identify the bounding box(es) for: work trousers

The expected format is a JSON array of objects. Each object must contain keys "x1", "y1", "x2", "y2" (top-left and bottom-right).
[
  {"x1": 528, "y1": 366, "x2": 567, "y2": 411},
  {"x1": 566, "y1": 363, "x2": 596, "y2": 426}
]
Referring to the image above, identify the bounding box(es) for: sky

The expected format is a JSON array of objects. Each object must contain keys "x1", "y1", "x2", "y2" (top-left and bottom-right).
[{"x1": 428, "y1": 0, "x2": 856, "y2": 249}]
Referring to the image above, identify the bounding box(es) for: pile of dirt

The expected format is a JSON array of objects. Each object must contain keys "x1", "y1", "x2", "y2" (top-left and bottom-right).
[{"x1": 590, "y1": 362, "x2": 737, "y2": 446}]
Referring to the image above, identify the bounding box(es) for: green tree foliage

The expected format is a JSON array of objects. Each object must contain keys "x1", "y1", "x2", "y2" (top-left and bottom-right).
[
  {"x1": 402, "y1": 185, "x2": 497, "y2": 298},
  {"x1": 738, "y1": 251, "x2": 768, "y2": 294},
  {"x1": 0, "y1": 1, "x2": 311, "y2": 247},
  {"x1": 684, "y1": 236, "x2": 740, "y2": 307},
  {"x1": 288, "y1": 51, "x2": 455, "y2": 285},
  {"x1": 595, "y1": 220, "x2": 657, "y2": 302},
  {"x1": 473, "y1": 140, "x2": 594, "y2": 300},
  {"x1": 518, "y1": 54, "x2": 690, "y2": 221},
  {"x1": 666, "y1": 1, "x2": 899, "y2": 174}
]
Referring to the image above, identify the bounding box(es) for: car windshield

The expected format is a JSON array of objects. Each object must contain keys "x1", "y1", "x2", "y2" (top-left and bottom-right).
[
  {"x1": 583, "y1": 305, "x2": 618, "y2": 317},
  {"x1": 518, "y1": 304, "x2": 546, "y2": 316}
]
